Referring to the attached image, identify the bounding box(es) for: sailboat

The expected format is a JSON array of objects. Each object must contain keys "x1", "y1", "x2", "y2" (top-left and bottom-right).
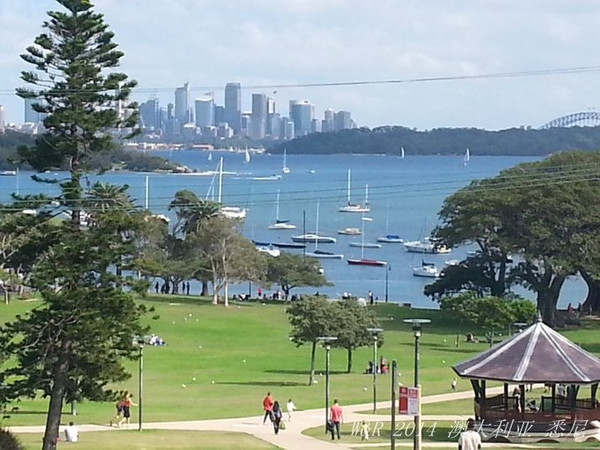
[
  {"x1": 282, "y1": 148, "x2": 290, "y2": 174},
  {"x1": 244, "y1": 147, "x2": 251, "y2": 164},
  {"x1": 208, "y1": 152, "x2": 212, "y2": 161},
  {"x1": 268, "y1": 190, "x2": 296, "y2": 230},
  {"x1": 347, "y1": 217, "x2": 387, "y2": 266},
  {"x1": 400, "y1": 146, "x2": 405, "y2": 159},
  {"x1": 377, "y1": 201, "x2": 403, "y2": 243},
  {"x1": 349, "y1": 215, "x2": 381, "y2": 248},
  {"x1": 217, "y1": 157, "x2": 246, "y2": 219},
  {"x1": 464, "y1": 148, "x2": 470, "y2": 166},
  {"x1": 338, "y1": 169, "x2": 370, "y2": 213},
  {"x1": 305, "y1": 201, "x2": 343, "y2": 259}
]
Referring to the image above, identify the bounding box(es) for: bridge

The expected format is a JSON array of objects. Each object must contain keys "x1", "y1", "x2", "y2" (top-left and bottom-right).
[{"x1": 539, "y1": 111, "x2": 600, "y2": 129}]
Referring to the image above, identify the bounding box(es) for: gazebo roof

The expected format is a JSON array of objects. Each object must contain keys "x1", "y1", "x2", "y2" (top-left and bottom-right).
[{"x1": 453, "y1": 317, "x2": 600, "y2": 384}]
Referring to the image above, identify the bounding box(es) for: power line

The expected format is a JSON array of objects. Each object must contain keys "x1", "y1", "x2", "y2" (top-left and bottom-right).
[{"x1": 2, "y1": 65, "x2": 600, "y2": 97}]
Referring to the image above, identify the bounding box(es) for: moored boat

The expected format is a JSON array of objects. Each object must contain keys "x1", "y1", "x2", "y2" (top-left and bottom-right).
[
  {"x1": 338, "y1": 227, "x2": 361, "y2": 235},
  {"x1": 291, "y1": 233, "x2": 336, "y2": 244},
  {"x1": 305, "y1": 249, "x2": 344, "y2": 260},
  {"x1": 349, "y1": 242, "x2": 381, "y2": 249},
  {"x1": 347, "y1": 258, "x2": 387, "y2": 267},
  {"x1": 377, "y1": 234, "x2": 403, "y2": 243},
  {"x1": 404, "y1": 238, "x2": 450, "y2": 254}
]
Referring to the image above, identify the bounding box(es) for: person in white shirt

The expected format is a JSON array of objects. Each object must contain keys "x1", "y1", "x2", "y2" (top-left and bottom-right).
[
  {"x1": 286, "y1": 398, "x2": 296, "y2": 421},
  {"x1": 458, "y1": 419, "x2": 481, "y2": 450},
  {"x1": 64, "y1": 421, "x2": 79, "y2": 443}
]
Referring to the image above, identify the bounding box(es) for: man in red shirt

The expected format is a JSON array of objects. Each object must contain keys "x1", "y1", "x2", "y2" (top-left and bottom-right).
[
  {"x1": 329, "y1": 398, "x2": 343, "y2": 440},
  {"x1": 262, "y1": 392, "x2": 274, "y2": 424}
]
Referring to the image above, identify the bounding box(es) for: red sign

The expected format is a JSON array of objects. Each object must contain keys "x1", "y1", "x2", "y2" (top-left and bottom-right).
[{"x1": 399, "y1": 386, "x2": 419, "y2": 415}]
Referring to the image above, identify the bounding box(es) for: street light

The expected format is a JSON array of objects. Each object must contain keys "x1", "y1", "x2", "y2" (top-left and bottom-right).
[
  {"x1": 317, "y1": 336, "x2": 337, "y2": 433},
  {"x1": 366, "y1": 327, "x2": 383, "y2": 413},
  {"x1": 137, "y1": 340, "x2": 144, "y2": 432},
  {"x1": 404, "y1": 319, "x2": 431, "y2": 450},
  {"x1": 385, "y1": 265, "x2": 391, "y2": 303}
]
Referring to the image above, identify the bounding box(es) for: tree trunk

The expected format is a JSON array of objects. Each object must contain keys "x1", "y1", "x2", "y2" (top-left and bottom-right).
[
  {"x1": 201, "y1": 279, "x2": 209, "y2": 297},
  {"x1": 224, "y1": 280, "x2": 229, "y2": 307},
  {"x1": 581, "y1": 269, "x2": 600, "y2": 312},
  {"x1": 308, "y1": 341, "x2": 316, "y2": 386},
  {"x1": 346, "y1": 347, "x2": 352, "y2": 373},
  {"x1": 537, "y1": 273, "x2": 565, "y2": 327},
  {"x1": 42, "y1": 350, "x2": 69, "y2": 450}
]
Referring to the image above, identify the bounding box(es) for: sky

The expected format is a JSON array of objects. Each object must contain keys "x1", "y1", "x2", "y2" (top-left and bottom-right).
[{"x1": 1, "y1": 0, "x2": 599, "y2": 130}]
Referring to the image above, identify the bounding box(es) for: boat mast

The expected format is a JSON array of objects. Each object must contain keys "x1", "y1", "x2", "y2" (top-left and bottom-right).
[
  {"x1": 315, "y1": 200, "x2": 320, "y2": 251},
  {"x1": 275, "y1": 190, "x2": 280, "y2": 222},
  {"x1": 347, "y1": 169, "x2": 351, "y2": 204},
  {"x1": 217, "y1": 156, "x2": 223, "y2": 204}
]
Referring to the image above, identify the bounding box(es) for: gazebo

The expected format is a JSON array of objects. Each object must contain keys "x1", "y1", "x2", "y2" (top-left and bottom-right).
[{"x1": 453, "y1": 315, "x2": 600, "y2": 438}]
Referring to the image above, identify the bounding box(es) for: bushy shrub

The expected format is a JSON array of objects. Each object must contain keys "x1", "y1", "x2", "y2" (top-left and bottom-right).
[{"x1": 0, "y1": 427, "x2": 23, "y2": 450}]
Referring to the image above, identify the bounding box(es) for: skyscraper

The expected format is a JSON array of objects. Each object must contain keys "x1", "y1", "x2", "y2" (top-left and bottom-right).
[
  {"x1": 250, "y1": 93, "x2": 267, "y2": 140},
  {"x1": 289, "y1": 100, "x2": 314, "y2": 137},
  {"x1": 334, "y1": 110, "x2": 353, "y2": 131},
  {"x1": 224, "y1": 82, "x2": 241, "y2": 134},
  {"x1": 174, "y1": 82, "x2": 189, "y2": 127},
  {"x1": 139, "y1": 99, "x2": 160, "y2": 130},
  {"x1": 195, "y1": 97, "x2": 214, "y2": 128}
]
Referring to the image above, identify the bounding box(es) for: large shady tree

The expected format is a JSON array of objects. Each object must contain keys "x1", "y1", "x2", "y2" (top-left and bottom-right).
[{"x1": 0, "y1": 2, "x2": 146, "y2": 450}]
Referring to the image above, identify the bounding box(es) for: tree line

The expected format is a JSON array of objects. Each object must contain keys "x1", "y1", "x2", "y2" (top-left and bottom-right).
[{"x1": 268, "y1": 125, "x2": 600, "y2": 156}]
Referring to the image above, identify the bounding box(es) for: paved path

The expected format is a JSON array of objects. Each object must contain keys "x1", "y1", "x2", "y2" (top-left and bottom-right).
[{"x1": 8, "y1": 387, "x2": 537, "y2": 449}]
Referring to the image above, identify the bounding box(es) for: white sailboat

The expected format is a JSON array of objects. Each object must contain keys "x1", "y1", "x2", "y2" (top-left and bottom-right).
[
  {"x1": 268, "y1": 190, "x2": 296, "y2": 230},
  {"x1": 282, "y1": 148, "x2": 290, "y2": 174},
  {"x1": 339, "y1": 169, "x2": 370, "y2": 213},
  {"x1": 217, "y1": 157, "x2": 246, "y2": 219},
  {"x1": 244, "y1": 147, "x2": 251, "y2": 164},
  {"x1": 347, "y1": 217, "x2": 387, "y2": 266},
  {"x1": 305, "y1": 201, "x2": 343, "y2": 259},
  {"x1": 464, "y1": 148, "x2": 470, "y2": 166},
  {"x1": 208, "y1": 152, "x2": 212, "y2": 161},
  {"x1": 377, "y1": 201, "x2": 403, "y2": 243},
  {"x1": 401, "y1": 146, "x2": 405, "y2": 159}
]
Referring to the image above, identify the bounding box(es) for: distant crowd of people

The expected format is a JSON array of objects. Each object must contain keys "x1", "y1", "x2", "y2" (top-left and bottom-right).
[
  {"x1": 365, "y1": 357, "x2": 388, "y2": 375},
  {"x1": 154, "y1": 280, "x2": 191, "y2": 295}
]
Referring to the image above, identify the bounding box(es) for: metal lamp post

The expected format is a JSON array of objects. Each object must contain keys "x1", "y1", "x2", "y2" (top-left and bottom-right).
[
  {"x1": 366, "y1": 327, "x2": 383, "y2": 413},
  {"x1": 385, "y1": 265, "x2": 391, "y2": 303},
  {"x1": 317, "y1": 336, "x2": 337, "y2": 433},
  {"x1": 404, "y1": 319, "x2": 431, "y2": 450},
  {"x1": 138, "y1": 341, "x2": 144, "y2": 432}
]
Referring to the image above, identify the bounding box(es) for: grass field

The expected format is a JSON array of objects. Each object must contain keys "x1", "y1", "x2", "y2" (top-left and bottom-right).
[
  {"x1": 3, "y1": 295, "x2": 600, "y2": 441},
  {"x1": 16, "y1": 430, "x2": 280, "y2": 450}
]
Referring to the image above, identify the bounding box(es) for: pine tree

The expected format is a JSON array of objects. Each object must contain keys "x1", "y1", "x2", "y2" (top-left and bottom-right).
[{"x1": 1, "y1": 2, "x2": 146, "y2": 450}]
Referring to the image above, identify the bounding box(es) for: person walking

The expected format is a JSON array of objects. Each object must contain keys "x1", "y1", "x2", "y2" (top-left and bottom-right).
[
  {"x1": 329, "y1": 398, "x2": 343, "y2": 440},
  {"x1": 271, "y1": 401, "x2": 283, "y2": 434},
  {"x1": 286, "y1": 398, "x2": 296, "y2": 421},
  {"x1": 262, "y1": 391, "x2": 274, "y2": 424},
  {"x1": 452, "y1": 378, "x2": 458, "y2": 392},
  {"x1": 458, "y1": 418, "x2": 482, "y2": 450},
  {"x1": 117, "y1": 393, "x2": 137, "y2": 428},
  {"x1": 109, "y1": 392, "x2": 127, "y2": 427}
]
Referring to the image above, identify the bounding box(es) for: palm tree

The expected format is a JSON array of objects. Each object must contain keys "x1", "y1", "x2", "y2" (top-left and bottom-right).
[{"x1": 169, "y1": 190, "x2": 219, "y2": 236}]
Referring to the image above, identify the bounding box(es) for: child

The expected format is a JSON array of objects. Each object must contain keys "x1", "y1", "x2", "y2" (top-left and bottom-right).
[
  {"x1": 360, "y1": 420, "x2": 370, "y2": 441},
  {"x1": 286, "y1": 398, "x2": 296, "y2": 421}
]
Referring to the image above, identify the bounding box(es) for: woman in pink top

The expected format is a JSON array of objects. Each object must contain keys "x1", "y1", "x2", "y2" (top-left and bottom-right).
[{"x1": 329, "y1": 399, "x2": 343, "y2": 440}]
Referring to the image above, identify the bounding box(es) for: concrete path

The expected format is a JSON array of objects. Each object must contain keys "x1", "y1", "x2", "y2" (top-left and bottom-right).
[{"x1": 8, "y1": 387, "x2": 537, "y2": 450}]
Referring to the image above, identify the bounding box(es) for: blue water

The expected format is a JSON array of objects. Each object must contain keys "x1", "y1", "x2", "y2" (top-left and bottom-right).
[{"x1": 1, "y1": 151, "x2": 585, "y2": 308}]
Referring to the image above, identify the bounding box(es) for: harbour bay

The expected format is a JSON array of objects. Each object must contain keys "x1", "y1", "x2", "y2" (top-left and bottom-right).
[{"x1": 1, "y1": 151, "x2": 585, "y2": 308}]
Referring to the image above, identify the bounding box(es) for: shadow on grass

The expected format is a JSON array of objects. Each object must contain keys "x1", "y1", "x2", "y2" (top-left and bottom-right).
[
  {"x1": 217, "y1": 380, "x2": 306, "y2": 387},
  {"x1": 264, "y1": 369, "x2": 348, "y2": 376}
]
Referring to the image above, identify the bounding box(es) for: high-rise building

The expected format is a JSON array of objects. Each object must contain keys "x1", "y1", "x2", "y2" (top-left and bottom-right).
[
  {"x1": 289, "y1": 100, "x2": 314, "y2": 137},
  {"x1": 250, "y1": 93, "x2": 267, "y2": 140},
  {"x1": 224, "y1": 82, "x2": 241, "y2": 133},
  {"x1": 322, "y1": 108, "x2": 335, "y2": 133},
  {"x1": 334, "y1": 110, "x2": 353, "y2": 131},
  {"x1": 195, "y1": 97, "x2": 214, "y2": 128},
  {"x1": 174, "y1": 82, "x2": 189, "y2": 127},
  {"x1": 139, "y1": 99, "x2": 160, "y2": 130}
]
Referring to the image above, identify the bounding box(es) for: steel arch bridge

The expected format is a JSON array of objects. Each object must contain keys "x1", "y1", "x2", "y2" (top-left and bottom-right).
[{"x1": 539, "y1": 112, "x2": 600, "y2": 129}]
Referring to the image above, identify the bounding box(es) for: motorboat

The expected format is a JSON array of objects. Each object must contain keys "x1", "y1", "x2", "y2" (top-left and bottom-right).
[
  {"x1": 377, "y1": 234, "x2": 403, "y2": 243},
  {"x1": 305, "y1": 249, "x2": 344, "y2": 260},
  {"x1": 0, "y1": 170, "x2": 17, "y2": 176},
  {"x1": 347, "y1": 258, "x2": 387, "y2": 267},
  {"x1": 291, "y1": 233, "x2": 336, "y2": 244},
  {"x1": 251, "y1": 175, "x2": 282, "y2": 181},
  {"x1": 404, "y1": 238, "x2": 450, "y2": 254},
  {"x1": 338, "y1": 227, "x2": 361, "y2": 235},
  {"x1": 256, "y1": 245, "x2": 280, "y2": 257},
  {"x1": 412, "y1": 262, "x2": 441, "y2": 278},
  {"x1": 216, "y1": 157, "x2": 246, "y2": 219}
]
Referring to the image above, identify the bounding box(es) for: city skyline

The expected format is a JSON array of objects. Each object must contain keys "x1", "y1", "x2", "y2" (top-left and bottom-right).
[{"x1": 1, "y1": 1, "x2": 599, "y2": 130}]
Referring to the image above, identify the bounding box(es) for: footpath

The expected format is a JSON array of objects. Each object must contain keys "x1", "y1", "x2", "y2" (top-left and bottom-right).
[{"x1": 9, "y1": 388, "x2": 539, "y2": 449}]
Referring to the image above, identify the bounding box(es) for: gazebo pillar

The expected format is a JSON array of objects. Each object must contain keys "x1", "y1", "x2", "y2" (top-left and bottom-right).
[
  {"x1": 551, "y1": 384, "x2": 556, "y2": 413},
  {"x1": 519, "y1": 384, "x2": 526, "y2": 415},
  {"x1": 592, "y1": 383, "x2": 598, "y2": 407},
  {"x1": 503, "y1": 383, "x2": 509, "y2": 410}
]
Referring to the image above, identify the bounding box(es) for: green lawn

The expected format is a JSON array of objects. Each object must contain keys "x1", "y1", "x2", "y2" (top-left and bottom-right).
[
  {"x1": 15, "y1": 430, "x2": 280, "y2": 450},
  {"x1": 2, "y1": 296, "x2": 600, "y2": 435}
]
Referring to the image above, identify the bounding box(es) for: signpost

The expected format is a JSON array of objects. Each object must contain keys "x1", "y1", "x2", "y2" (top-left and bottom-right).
[{"x1": 399, "y1": 386, "x2": 420, "y2": 416}]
